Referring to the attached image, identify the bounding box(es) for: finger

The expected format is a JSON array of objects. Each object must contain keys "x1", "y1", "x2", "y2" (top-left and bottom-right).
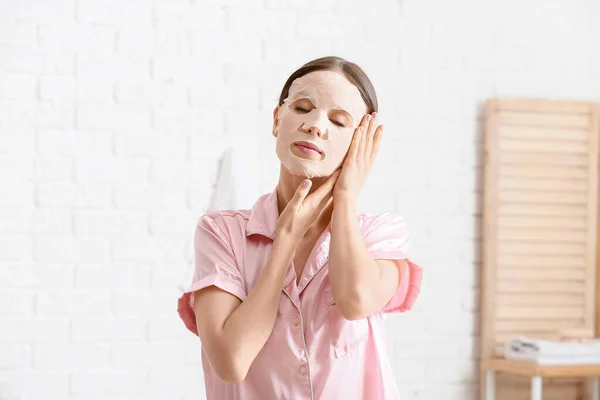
[
  {"x1": 367, "y1": 112, "x2": 377, "y2": 133},
  {"x1": 370, "y1": 125, "x2": 384, "y2": 163},
  {"x1": 364, "y1": 113, "x2": 377, "y2": 158},
  {"x1": 306, "y1": 169, "x2": 341, "y2": 205},
  {"x1": 357, "y1": 115, "x2": 371, "y2": 163},
  {"x1": 313, "y1": 191, "x2": 333, "y2": 215},
  {"x1": 291, "y1": 179, "x2": 312, "y2": 209},
  {"x1": 315, "y1": 195, "x2": 334, "y2": 216},
  {"x1": 359, "y1": 113, "x2": 370, "y2": 129},
  {"x1": 345, "y1": 126, "x2": 363, "y2": 166},
  {"x1": 322, "y1": 168, "x2": 341, "y2": 193},
  {"x1": 313, "y1": 172, "x2": 339, "y2": 209}
]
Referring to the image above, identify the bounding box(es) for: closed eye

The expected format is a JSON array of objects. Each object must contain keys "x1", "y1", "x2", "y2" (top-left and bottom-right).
[{"x1": 293, "y1": 107, "x2": 345, "y2": 127}]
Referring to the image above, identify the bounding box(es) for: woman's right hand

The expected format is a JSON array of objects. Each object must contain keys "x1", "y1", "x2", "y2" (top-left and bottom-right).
[{"x1": 275, "y1": 169, "x2": 341, "y2": 241}]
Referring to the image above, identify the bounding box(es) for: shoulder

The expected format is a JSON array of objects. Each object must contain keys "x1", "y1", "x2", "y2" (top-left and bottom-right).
[
  {"x1": 194, "y1": 209, "x2": 253, "y2": 248},
  {"x1": 197, "y1": 209, "x2": 252, "y2": 229},
  {"x1": 192, "y1": 209, "x2": 255, "y2": 263}
]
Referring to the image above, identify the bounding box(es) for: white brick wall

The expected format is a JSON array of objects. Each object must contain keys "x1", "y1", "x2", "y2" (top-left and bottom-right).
[{"x1": 0, "y1": 0, "x2": 599, "y2": 399}]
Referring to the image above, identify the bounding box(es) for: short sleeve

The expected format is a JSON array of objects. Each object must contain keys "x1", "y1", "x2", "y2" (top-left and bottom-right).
[
  {"x1": 177, "y1": 215, "x2": 247, "y2": 336},
  {"x1": 361, "y1": 212, "x2": 423, "y2": 314}
]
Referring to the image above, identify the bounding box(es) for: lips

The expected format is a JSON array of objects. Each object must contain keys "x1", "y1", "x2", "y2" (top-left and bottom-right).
[{"x1": 294, "y1": 141, "x2": 323, "y2": 154}]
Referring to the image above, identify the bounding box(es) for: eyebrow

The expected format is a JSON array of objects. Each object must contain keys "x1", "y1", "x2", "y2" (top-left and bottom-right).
[{"x1": 294, "y1": 92, "x2": 352, "y2": 116}]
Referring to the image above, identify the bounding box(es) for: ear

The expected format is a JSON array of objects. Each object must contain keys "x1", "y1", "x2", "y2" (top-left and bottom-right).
[{"x1": 272, "y1": 106, "x2": 280, "y2": 138}]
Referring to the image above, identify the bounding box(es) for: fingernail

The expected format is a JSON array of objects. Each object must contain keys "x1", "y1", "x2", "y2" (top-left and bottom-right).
[{"x1": 303, "y1": 180, "x2": 311, "y2": 188}]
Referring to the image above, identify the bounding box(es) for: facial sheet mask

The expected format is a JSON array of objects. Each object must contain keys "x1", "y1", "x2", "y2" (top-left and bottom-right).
[{"x1": 274, "y1": 70, "x2": 367, "y2": 178}]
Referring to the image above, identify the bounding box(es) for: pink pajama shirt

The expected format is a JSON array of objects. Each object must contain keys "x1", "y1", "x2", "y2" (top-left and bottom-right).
[{"x1": 178, "y1": 187, "x2": 422, "y2": 400}]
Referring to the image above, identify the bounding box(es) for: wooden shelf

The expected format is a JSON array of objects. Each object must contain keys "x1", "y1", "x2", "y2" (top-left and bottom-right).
[{"x1": 483, "y1": 358, "x2": 600, "y2": 378}]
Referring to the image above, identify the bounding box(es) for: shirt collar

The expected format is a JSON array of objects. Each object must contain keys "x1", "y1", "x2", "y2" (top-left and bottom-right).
[{"x1": 246, "y1": 186, "x2": 279, "y2": 240}]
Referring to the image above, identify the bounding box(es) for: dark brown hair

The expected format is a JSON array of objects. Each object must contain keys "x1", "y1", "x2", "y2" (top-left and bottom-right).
[{"x1": 277, "y1": 56, "x2": 378, "y2": 114}]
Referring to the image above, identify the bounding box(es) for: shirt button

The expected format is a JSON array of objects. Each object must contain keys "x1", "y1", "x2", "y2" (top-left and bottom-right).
[
  {"x1": 292, "y1": 314, "x2": 300, "y2": 326},
  {"x1": 298, "y1": 365, "x2": 307, "y2": 375}
]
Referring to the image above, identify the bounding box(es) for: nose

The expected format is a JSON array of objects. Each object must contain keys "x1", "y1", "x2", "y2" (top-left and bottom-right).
[
  {"x1": 306, "y1": 125, "x2": 324, "y2": 138},
  {"x1": 299, "y1": 111, "x2": 329, "y2": 138},
  {"x1": 300, "y1": 120, "x2": 328, "y2": 139}
]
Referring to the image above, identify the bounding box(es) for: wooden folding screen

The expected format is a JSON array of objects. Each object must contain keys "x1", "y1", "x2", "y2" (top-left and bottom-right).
[{"x1": 481, "y1": 99, "x2": 600, "y2": 399}]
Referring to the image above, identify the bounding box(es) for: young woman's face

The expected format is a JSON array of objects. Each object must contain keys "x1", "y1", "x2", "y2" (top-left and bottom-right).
[{"x1": 273, "y1": 70, "x2": 367, "y2": 178}]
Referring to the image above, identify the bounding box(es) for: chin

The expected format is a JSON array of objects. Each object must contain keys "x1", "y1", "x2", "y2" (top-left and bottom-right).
[
  {"x1": 283, "y1": 163, "x2": 320, "y2": 179},
  {"x1": 292, "y1": 168, "x2": 319, "y2": 179},
  {"x1": 295, "y1": 168, "x2": 339, "y2": 180},
  {"x1": 279, "y1": 154, "x2": 338, "y2": 179}
]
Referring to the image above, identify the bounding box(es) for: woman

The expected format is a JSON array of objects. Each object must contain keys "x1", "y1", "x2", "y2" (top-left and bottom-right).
[{"x1": 177, "y1": 56, "x2": 422, "y2": 400}]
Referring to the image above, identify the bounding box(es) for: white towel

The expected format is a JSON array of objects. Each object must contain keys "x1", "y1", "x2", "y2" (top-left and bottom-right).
[
  {"x1": 504, "y1": 336, "x2": 600, "y2": 364},
  {"x1": 209, "y1": 144, "x2": 260, "y2": 211},
  {"x1": 179, "y1": 144, "x2": 260, "y2": 291}
]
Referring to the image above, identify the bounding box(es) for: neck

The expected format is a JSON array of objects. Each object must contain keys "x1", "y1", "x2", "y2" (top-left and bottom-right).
[{"x1": 276, "y1": 164, "x2": 334, "y2": 235}]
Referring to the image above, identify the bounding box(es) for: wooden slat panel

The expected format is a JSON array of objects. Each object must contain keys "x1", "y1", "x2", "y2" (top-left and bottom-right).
[
  {"x1": 498, "y1": 125, "x2": 589, "y2": 141},
  {"x1": 497, "y1": 281, "x2": 585, "y2": 293},
  {"x1": 496, "y1": 319, "x2": 584, "y2": 332},
  {"x1": 586, "y1": 104, "x2": 599, "y2": 335},
  {"x1": 494, "y1": 99, "x2": 592, "y2": 114},
  {"x1": 499, "y1": 151, "x2": 590, "y2": 167},
  {"x1": 498, "y1": 176, "x2": 588, "y2": 191},
  {"x1": 496, "y1": 307, "x2": 585, "y2": 319},
  {"x1": 497, "y1": 112, "x2": 589, "y2": 128},
  {"x1": 498, "y1": 242, "x2": 585, "y2": 255},
  {"x1": 499, "y1": 165, "x2": 588, "y2": 179},
  {"x1": 497, "y1": 229, "x2": 587, "y2": 243},
  {"x1": 482, "y1": 100, "x2": 501, "y2": 367},
  {"x1": 499, "y1": 190, "x2": 587, "y2": 205},
  {"x1": 497, "y1": 255, "x2": 586, "y2": 268},
  {"x1": 480, "y1": 99, "x2": 598, "y2": 400},
  {"x1": 499, "y1": 138, "x2": 589, "y2": 154},
  {"x1": 496, "y1": 269, "x2": 586, "y2": 281},
  {"x1": 499, "y1": 204, "x2": 587, "y2": 217},
  {"x1": 498, "y1": 217, "x2": 587, "y2": 230}
]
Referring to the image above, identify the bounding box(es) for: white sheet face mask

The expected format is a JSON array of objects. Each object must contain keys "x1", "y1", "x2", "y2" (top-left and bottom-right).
[{"x1": 273, "y1": 70, "x2": 367, "y2": 178}]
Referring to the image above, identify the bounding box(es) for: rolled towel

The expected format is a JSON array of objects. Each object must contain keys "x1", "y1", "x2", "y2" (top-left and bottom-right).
[{"x1": 505, "y1": 336, "x2": 600, "y2": 359}]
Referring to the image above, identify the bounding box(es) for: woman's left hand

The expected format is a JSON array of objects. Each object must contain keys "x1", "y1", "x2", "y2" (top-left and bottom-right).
[{"x1": 333, "y1": 112, "x2": 384, "y2": 202}]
